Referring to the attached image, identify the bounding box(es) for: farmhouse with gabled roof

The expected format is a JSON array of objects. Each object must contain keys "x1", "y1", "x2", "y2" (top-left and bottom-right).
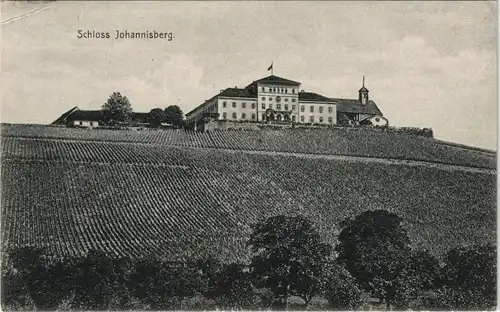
[{"x1": 52, "y1": 106, "x2": 149, "y2": 128}]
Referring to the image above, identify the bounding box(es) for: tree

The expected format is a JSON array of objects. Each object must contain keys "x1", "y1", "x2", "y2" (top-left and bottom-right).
[
  {"x1": 101, "y1": 92, "x2": 133, "y2": 125},
  {"x1": 146, "y1": 108, "x2": 167, "y2": 128},
  {"x1": 130, "y1": 259, "x2": 206, "y2": 309},
  {"x1": 205, "y1": 263, "x2": 255, "y2": 310},
  {"x1": 247, "y1": 215, "x2": 333, "y2": 308},
  {"x1": 335, "y1": 210, "x2": 415, "y2": 309},
  {"x1": 130, "y1": 258, "x2": 168, "y2": 309},
  {"x1": 337, "y1": 113, "x2": 351, "y2": 126},
  {"x1": 164, "y1": 105, "x2": 184, "y2": 128},
  {"x1": 68, "y1": 250, "x2": 121, "y2": 310},
  {"x1": 323, "y1": 262, "x2": 363, "y2": 310},
  {"x1": 427, "y1": 243, "x2": 496, "y2": 310},
  {"x1": 5, "y1": 247, "x2": 72, "y2": 310},
  {"x1": 1, "y1": 248, "x2": 36, "y2": 310}
]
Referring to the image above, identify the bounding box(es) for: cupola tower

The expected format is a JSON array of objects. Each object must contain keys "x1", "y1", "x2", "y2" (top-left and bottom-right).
[{"x1": 359, "y1": 76, "x2": 369, "y2": 105}]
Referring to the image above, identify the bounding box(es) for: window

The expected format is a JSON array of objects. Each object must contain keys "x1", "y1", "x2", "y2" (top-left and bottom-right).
[
  {"x1": 285, "y1": 88, "x2": 288, "y2": 93},
  {"x1": 223, "y1": 112, "x2": 227, "y2": 119},
  {"x1": 292, "y1": 105, "x2": 296, "y2": 110},
  {"x1": 328, "y1": 106, "x2": 333, "y2": 113},
  {"x1": 277, "y1": 104, "x2": 281, "y2": 110},
  {"x1": 292, "y1": 115, "x2": 296, "y2": 122},
  {"x1": 269, "y1": 88, "x2": 272, "y2": 92},
  {"x1": 292, "y1": 99, "x2": 296, "y2": 102},
  {"x1": 300, "y1": 105, "x2": 305, "y2": 112},
  {"x1": 262, "y1": 87, "x2": 264, "y2": 92},
  {"x1": 319, "y1": 107, "x2": 323, "y2": 113},
  {"x1": 310, "y1": 106, "x2": 314, "y2": 112},
  {"x1": 252, "y1": 114, "x2": 256, "y2": 120},
  {"x1": 292, "y1": 89, "x2": 295, "y2": 93},
  {"x1": 79, "y1": 121, "x2": 82, "y2": 126},
  {"x1": 232, "y1": 102, "x2": 236, "y2": 108},
  {"x1": 284, "y1": 98, "x2": 288, "y2": 102},
  {"x1": 310, "y1": 116, "x2": 314, "y2": 123},
  {"x1": 319, "y1": 117, "x2": 324, "y2": 123},
  {"x1": 262, "y1": 113, "x2": 266, "y2": 120},
  {"x1": 242, "y1": 102, "x2": 246, "y2": 108},
  {"x1": 261, "y1": 103, "x2": 265, "y2": 109},
  {"x1": 269, "y1": 97, "x2": 272, "y2": 101},
  {"x1": 232, "y1": 112, "x2": 237, "y2": 119},
  {"x1": 90, "y1": 122, "x2": 93, "y2": 126},
  {"x1": 269, "y1": 103, "x2": 273, "y2": 109},
  {"x1": 284, "y1": 104, "x2": 288, "y2": 110},
  {"x1": 262, "y1": 97, "x2": 266, "y2": 101},
  {"x1": 280, "y1": 87, "x2": 283, "y2": 93},
  {"x1": 300, "y1": 116, "x2": 305, "y2": 122},
  {"x1": 328, "y1": 117, "x2": 333, "y2": 123},
  {"x1": 273, "y1": 88, "x2": 276, "y2": 92},
  {"x1": 223, "y1": 101, "x2": 227, "y2": 108},
  {"x1": 242, "y1": 113, "x2": 246, "y2": 119},
  {"x1": 251, "y1": 103, "x2": 255, "y2": 109}
]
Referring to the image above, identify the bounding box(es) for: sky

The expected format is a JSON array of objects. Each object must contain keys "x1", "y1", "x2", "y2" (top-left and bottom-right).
[{"x1": 1, "y1": 1, "x2": 497, "y2": 149}]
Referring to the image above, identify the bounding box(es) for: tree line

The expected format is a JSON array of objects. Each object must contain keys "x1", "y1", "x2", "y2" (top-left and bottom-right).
[
  {"x1": 101, "y1": 92, "x2": 184, "y2": 128},
  {"x1": 1, "y1": 210, "x2": 496, "y2": 310}
]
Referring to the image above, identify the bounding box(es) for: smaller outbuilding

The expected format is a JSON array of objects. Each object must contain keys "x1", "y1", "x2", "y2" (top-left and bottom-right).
[
  {"x1": 51, "y1": 106, "x2": 149, "y2": 128},
  {"x1": 359, "y1": 115, "x2": 389, "y2": 127}
]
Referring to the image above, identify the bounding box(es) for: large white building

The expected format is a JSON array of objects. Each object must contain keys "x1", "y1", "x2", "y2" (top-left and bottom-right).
[{"x1": 185, "y1": 75, "x2": 386, "y2": 128}]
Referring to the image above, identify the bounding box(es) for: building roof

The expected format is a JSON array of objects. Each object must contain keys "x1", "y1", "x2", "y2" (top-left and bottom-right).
[
  {"x1": 186, "y1": 87, "x2": 257, "y2": 117},
  {"x1": 298, "y1": 92, "x2": 336, "y2": 103},
  {"x1": 359, "y1": 115, "x2": 388, "y2": 124},
  {"x1": 52, "y1": 107, "x2": 149, "y2": 124},
  {"x1": 359, "y1": 86, "x2": 369, "y2": 92},
  {"x1": 330, "y1": 98, "x2": 382, "y2": 116},
  {"x1": 51, "y1": 106, "x2": 79, "y2": 124},
  {"x1": 219, "y1": 88, "x2": 257, "y2": 99},
  {"x1": 70, "y1": 110, "x2": 104, "y2": 121},
  {"x1": 253, "y1": 75, "x2": 301, "y2": 86}
]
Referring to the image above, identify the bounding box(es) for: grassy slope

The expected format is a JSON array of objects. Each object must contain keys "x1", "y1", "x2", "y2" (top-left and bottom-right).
[{"x1": 1, "y1": 130, "x2": 496, "y2": 263}]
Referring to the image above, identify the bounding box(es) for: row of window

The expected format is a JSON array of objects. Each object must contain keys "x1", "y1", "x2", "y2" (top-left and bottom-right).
[
  {"x1": 220, "y1": 113, "x2": 334, "y2": 124},
  {"x1": 261, "y1": 97, "x2": 296, "y2": 103},
  {"x1": 221, "y1": 101, "x2": 334, "y2": 114},
  {"x1": 262, "y1": 103, "x2": 296, "y2": 111},
  {"x1": 261, "y1": 87, "x2": 296, "y2": 94},
  {"x1": 222, "y1": 112, "x2": 257, "y2": 120},
  {"x1": 301, "y1": 116, "x2": 334, "y2": 123},
  {"x1": 222, "y1": 101, "x2": 256, "y2": 109},
  {"x1": 300, "y1": 105, "x2": 333, "y2": 113}
]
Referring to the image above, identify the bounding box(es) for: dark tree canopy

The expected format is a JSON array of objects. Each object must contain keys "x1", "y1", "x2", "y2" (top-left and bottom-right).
[
  {"x1": 323, "y1": 262, "x2": 363, "y2": 310},
  {"x1": 435, "y1": 243, "x2": 496, "y2": 310},
  {"x1": 164, "y1": 105, "x2": 184, "y2": 128},
  {"x1": 205, "y1": 263, "x2": 255, "y2": 310},
  {"x1": 146, "y1": 108, "x2": 167, "y2": 127},
  {"x1": 336, "y1": 210, "x2": 414, "y2": 308},
  {"x1": 101, "y1": 92, "x2": 133, "y2": 125},
  {"x1": 247, "y1": 215, "x2": 333, "y2": 307},
  {"x1": 337, "y1": 113, "x2": 351, "y2": 126}
]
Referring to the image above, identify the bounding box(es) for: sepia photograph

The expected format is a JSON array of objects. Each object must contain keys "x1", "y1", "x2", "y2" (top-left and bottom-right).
[{"x1": 0, "y1": 0, "x2": 497, "y2": 310}]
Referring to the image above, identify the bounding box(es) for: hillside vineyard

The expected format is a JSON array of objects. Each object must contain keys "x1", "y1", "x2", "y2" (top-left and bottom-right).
[
  {"x1": 2, "y1": 125, "x2": 496, "y2": 169},
  {"x1": 1, "y1": 127, "x2": 495, "y2": 263}
]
